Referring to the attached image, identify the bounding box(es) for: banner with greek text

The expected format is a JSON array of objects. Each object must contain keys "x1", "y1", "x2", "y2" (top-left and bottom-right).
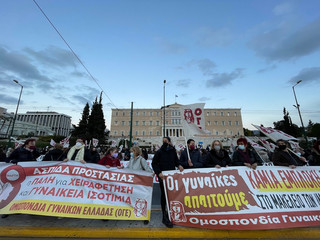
[
  {"x1": 162, "y1": 166, "x2": 320, "y2": 230},
  {"x1": 0, "y1": 161, "x2": 153, "y2": 220}
]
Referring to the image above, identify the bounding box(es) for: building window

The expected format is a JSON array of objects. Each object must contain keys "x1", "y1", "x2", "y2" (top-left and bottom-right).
[
  {"x1": 235, "y1": 121, "x2": 239, "y2": 126},
  {"x1": 150, "y1": 112, "x2": 153, "y2": 116},
  {"x1": 229, "y1": 121, "x2": 232, "y2": 126},
  {"x1": 143, "y1": 112, "x2": 146, "y2": 116},
  {"x1": 221, "y1": 112, "x2": 224, "y2": 116},
  {"x1": 156, "y1": 121, "x2": 160, "y2": 126},
  {"x1": 149, "y1": 121, "x2": 152, "y2": 126},
  {"x1": 114, "y1": 121, "x2": 118, "y2": 125},
  {"x1": 178, "y1": 119, "x2": 181, "y2": 124},
  {"x1": 237, "y1": 131, "x2": 240, "y2": 136},
  {"x1": 149, "y1": 131, "x2": 152, "y2": 136},
  {"x1": 129, "y1": 121, "x2": 131, "y2": 125},
  {"x1": 135, "y1": 131, "x2": 138, "y2": 136},
  {"x1": 142, "y1": 121, "x2": 145, "y2": 126},
  {"x1": 206, "y1": 112, "x2": 210, "y2": 116},
  {"x1": 136, "y1": 121, "x2": 139, "y2": 126},
  {"x1": 222, "y1": 121, "x2": 225, "y2": 126},
  {"x1": 216, "y1": 131, "x2": 219, "y2": 135},
  {"x1": 207, "y1": 121, "x2": 211, "y2": 126},
  {"x1": 121, "y1": 131, "x2": 124, "y2": 136},
  {"x1": 122, "y1": 112, "x2": 125, "y2": 116},
  {"x1": 234, "y1": 112, "x2": 238, "y2": 116},
  {"x1": 157, "y1": 112, "x2": 160, "y2": 116},
  {"x1": 214, "y1": 112, "x2": 217, "y2": 116},
  {"x1": 214, "y1": 121, "x2": 218, "y2": 125},
  {"x1": 142, "y1": 131, "x2": 145, "y2": 136},
  {"x1": 114, "y1": 131, "x2": 117, "y2": 135},
  {"x1": 115, "y1": 112, "x2": 118, "y2": 116},
  {"x1": 227, "y1": 112, "x2": 230, "y2": 116},
  {"x1": 121, "y1": 121, "x2": 125, "y2": 126},
  {"x1": 230, "y1": 130, "x2": 233, "y2": 135},
  {"x1": 157, "y1": 131, "x2": 160, "y2": 136},
  {"x1": 136, "y1": 112, "x2": 139, "y2": 116}
]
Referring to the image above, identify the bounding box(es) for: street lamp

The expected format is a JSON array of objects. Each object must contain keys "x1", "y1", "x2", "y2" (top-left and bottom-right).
[
  {"x1": 7, "y1": 80, "x2": 23, "y2": 148},
  {"x1": 163, "y1": 80, "x2": 166, "y2": 137},
  {"x1": 292, "y1": 80, "x2": 308, "y2": 145}
]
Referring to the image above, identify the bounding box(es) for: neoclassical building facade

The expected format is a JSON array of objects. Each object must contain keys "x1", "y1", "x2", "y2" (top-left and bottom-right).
[{"x1": 110, "y1": 104, "x2": 244, "y2": 140}]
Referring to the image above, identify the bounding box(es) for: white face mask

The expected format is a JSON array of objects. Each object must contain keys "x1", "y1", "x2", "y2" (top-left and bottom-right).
[
  {"x1": 76, "y1": 142, "x2": 82, "y2": 147},
  {"x1": 214, "y1": 145, "x2": 221, "y2": 151}
]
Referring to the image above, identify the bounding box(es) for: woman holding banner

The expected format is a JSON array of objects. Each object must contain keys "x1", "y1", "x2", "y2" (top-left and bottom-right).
[
  {"x1": 232, "y1": 137, "x2": 261, "y2": 169},
  {"x1": 205, "y1": 140, "x2": 231, "y2": 168},
  {"x1": 127, "y1": 146, "x2": 153, "y2": 172},
  {"x1": 98, "y1": 147, "x2": 124, "y2": 169}
]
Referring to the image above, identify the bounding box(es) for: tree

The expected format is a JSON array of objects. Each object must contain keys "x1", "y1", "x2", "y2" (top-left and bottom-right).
[
  {"x1": 273, "y1": 108, "x2": 300, "y2": 137},
  {"x1": 73, "y1": 102, "x2": 90, "y2": 139},
  {"x1": 243, "y1": 128, "x2": 253, "y2": 136},
  {"x1": 87, "y1": 92, "x2": 106, "y2": 143},
  {"x1": 309, "y1": 123, "x2": 320, "y2": 138}
]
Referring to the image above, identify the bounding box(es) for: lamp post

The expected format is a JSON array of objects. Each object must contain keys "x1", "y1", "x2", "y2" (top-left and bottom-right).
[
  {"x1": 292, "y1": 80, "x2": 308, "y2": 145},
  {"x1": 163, "y1": 80, "x2": 166, "y2": 137},
  {"x1": 8, "y1": 80, "x2": 23, "y2": 148}
]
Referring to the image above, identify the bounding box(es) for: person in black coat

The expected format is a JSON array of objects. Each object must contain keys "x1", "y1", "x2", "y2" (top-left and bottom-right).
[
  {"x1": 7, "y1": 138, "x2": 39, "y2": 163},
  {"x1": 179, "y1": 139, "x2": 202, "y2": 168},
  {"x1": 205, "y1": 140, "x2": 231, "y2": 168},
  {"x1": 43, "y1": 144, "x2": 66, "y2": 161},
  {"x1": 152, "y1": 137, "x2": 184, "y2": 228},
  {"x1": 232, "y1": 137, "x2": 262, "y2": 169},
  {"x1": 272, "y1": 139, "x2": 307, "y2": 168},
  {"x1": 89, "y1": 147, "x2": 101, "y2": 163}
]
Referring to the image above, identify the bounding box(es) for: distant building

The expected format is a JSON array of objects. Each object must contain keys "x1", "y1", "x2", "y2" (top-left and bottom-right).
[
  {"x1": 110, "y1": 103, "x2": 244, "y2": 144},
  {"x1": 16, "y1": 111, "x2": 72, "y2": 136},
  {"x1": 0, "y1": 107, "x2": 55, "y2": 137}
]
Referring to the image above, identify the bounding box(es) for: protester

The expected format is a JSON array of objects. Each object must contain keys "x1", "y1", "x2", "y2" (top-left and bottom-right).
[
  {"x1": 272, "y1": 139, "x2": 307, "y2": 168},
  {"x1": 89, "y1": 147, "x2": 101, "y2": 163},
  {"x1": 232, "y1": 137, "x2": 261, "y2": 169},
  {"x1": 0, "y1": 146, "x2": 6, "y2": 162},
  {"x1": 308, "y1": 140, "x2": 320, "y2": 166},
  {"x1": 43, "y1": 144, "x2": 66, "y2": 161},
  {"x1": 7, "y1": 138, "x2": 39, "y2": 163},
  {"x1": 141, "y1": 148, "x2": 148, "y2": 160},
  {"x1": 205, "y1": 140, "x2": 231, "y2": 168},
  {"x1": 152, "y1": 137, "x2": 184, "y2": 228},
  {"x1": 179, "y1": 139, "x2": 202, "y2": 168},
  {"x1": 200, "y1": 148, "x2": 208, "y2": 165},
  {"x1": 64, "y1": 138, "x2": 91, "y2": 164},
  {"x1": 127, "y1": 146, "x2": 153, "y2": 172},
  {"x1": 98, "y1": 147, "x2": 123, "y2": 169}
]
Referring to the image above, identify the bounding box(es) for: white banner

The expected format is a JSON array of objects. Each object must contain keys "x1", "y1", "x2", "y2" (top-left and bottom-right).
[
  {"x1": 252, "y1": 125, "x2": 297, "y2": 142},
  {"x1": 180, "y1": 103, "x2": 208, "y2": 137},
  {"x1": 0, "y1": 161, "x2": 153, "y2": 220}
]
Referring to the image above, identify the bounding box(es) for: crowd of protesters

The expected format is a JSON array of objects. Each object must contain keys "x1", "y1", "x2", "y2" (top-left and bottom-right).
[{"x1": 1, "y1": 136, "x2": 320, "y2": 227}]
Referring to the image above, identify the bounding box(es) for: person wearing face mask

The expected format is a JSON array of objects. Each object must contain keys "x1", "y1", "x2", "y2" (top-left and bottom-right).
[
  {"x1": 179, "y1": 139, "x2": 202, "y2": 169},
  {"x1": 127, "y1": 146, "x2": 153, "y2": 172},
  {"x1": 232, "y1": 137, "x2": 261, "y2": 169},
  {"x1": 64, "y1": 138, "x2": 91, "y2": 164},
  {"x1": 205, "y1": 140, "x2": 231, "y2": 168},
  {"x1": 272, "y1": 139, "x2": 307, "y2": 169},
  {"x1": 89, "y1": 147, "x2": 101, "y2": 163},
  {"x1": 98, "y1": 147, "x2": 124, "y2": 169},
  {"x1": 7, "y1": 138, "x2": 39, "y2": 163},
  {"x1": 308, "y1": 140, "x2": 320, "y2": 166},
  {"x1": 152, "y1": 137, "x2": 184, "y2": 228}
]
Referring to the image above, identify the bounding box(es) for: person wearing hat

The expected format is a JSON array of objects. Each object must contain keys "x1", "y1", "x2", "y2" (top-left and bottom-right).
[
  {"x1": 7, "y1": 138, "x2": 39, "y2": 163},
  {"x1": 64, "y1": 138, "x2": 91, "y2": 164},
  {"x1": 231, "y1": 137, "x2": 262, "y2": 169}
]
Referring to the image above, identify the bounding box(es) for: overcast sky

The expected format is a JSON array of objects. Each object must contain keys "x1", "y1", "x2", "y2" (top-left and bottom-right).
[{"x1": 1, "y1": 0, "x2": 320, "y2": 130}]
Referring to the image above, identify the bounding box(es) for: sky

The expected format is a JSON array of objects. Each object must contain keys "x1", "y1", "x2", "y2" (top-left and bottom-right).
[{"x1": 1, "y1": 0, "x2": 320, "y2": 130}]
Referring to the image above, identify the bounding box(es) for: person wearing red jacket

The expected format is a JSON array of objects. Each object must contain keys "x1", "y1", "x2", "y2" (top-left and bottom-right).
[{"x1": 98, "y1": 147, "x2": 123, "y2": 169}]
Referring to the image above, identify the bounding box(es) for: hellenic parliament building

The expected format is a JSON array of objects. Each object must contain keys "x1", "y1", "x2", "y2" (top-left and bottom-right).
[{"x1": 110, "y1": 104, "x2": 244, "y2": 146}]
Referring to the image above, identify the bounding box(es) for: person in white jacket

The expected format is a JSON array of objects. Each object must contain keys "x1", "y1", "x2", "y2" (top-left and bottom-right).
[{"x1": 127, "y1": 146, "x2": 153, "y2": 173}]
